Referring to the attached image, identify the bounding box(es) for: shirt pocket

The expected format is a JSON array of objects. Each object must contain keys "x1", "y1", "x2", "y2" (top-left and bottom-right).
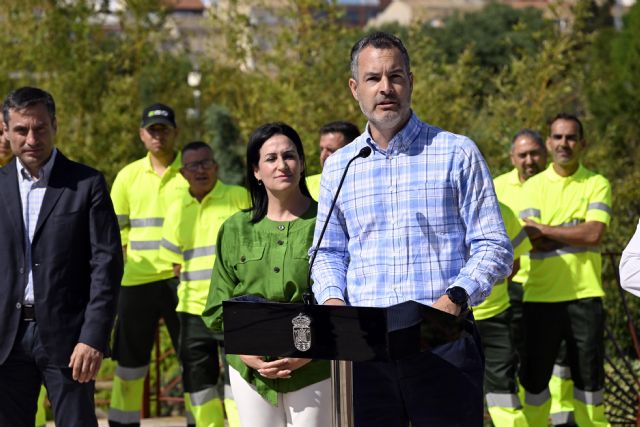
[
  {"x1": 291, "y1": 242, "x2": 312, "y2": 261},
  {"x1": 235, "y1": 245, "x2": 266, "y2": 266},
  {"x1": 232, "y1": 245, "x2": 267, "y2": 295}
]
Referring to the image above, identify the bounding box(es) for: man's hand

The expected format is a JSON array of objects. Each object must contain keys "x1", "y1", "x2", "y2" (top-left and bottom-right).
[
  {"x1": 68, "y1": 343, "x2": 103, "y2": 383},
  {"x1": 523, "y1": 218, "x2": 546, "y2": 241},
  {"x1": 432, "y1": 294, "x2": 461, "y2": 316},
  {"x1": 172, "y1": 263, "x2": 182, "y2": 278},
  {"x1": 239, "y1": 355, "x2": 312, "y2": 379}
]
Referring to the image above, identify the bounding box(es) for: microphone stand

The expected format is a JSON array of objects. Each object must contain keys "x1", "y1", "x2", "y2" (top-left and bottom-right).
[
  {"x1": 304, "y1": 146, "x2": 372, "y2": 305},
  {"x1": 303, "y1": 145, "x2": 372, "y2": 427}
]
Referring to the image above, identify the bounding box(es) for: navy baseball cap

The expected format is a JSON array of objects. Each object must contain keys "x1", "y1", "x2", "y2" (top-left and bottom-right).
[{"x1": 141, "y1": 103, "x2": 176, "y2": 128}]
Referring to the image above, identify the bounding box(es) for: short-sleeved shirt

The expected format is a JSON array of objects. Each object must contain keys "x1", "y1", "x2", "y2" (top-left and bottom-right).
[
  {"x1": 493, "y1": 168, "x2": 530, "y2": 285},
  {"x1": 306, "y1": 173, "x2": 321, "y2": 201},
  {"x1": 202, "y1": 202, "x2": 330, "y2": 405},
  {"x1": 111, "y1": 153, "x2": 188, "y2": 286},
  {"x1": 159, "y1": 181, "x2": 249, "y2": 315},
  {"x1": 473, "y1": 202, "x2": 530, "y2": 320},
  {"x1": 520, "y1": 163, "x2": 612, "y2": 302}
]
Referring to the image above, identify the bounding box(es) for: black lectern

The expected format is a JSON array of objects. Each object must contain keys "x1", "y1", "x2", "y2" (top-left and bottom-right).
[{"x1": 223, "y1": 296, "x2": 466, "y2": 426}]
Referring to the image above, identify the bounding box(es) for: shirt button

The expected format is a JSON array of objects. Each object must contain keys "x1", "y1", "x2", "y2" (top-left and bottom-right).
[
  {"x1": 278, "y1": 225, "x2": 285, "y2": 231},
  {"x1": 273, "y1": 267, "x2": 280, "y2": 273},
  {"x1": 277, "y1": 240, "x2": 284, "y2": 245},
  {"x1": 16, "y1": 302, "x2": 22, "y2": 309},
  {"x1": 240, "y1": 256, "x2": 246, "y2": 262},
  {"x1": 19, "y1": 267, "x2": 24, "y2": 274}
]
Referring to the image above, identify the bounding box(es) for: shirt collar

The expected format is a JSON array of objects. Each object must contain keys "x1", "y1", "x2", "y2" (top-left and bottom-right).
[
  {"x1": 16, "y1": 148, "x2": 57, "y2": 183},
  {"x1": 185, "y1": 181, "x2": 221, "y2": 207},
  {"x1": 544, "y1": 162, "x2": 585, "y2": 182},
  {"x1": 363, "y1": 111, "x2": 421, "y2": 155},
  {"x1": 144, "y1": 151, "x2": 182, "y2": 173},
  {"x1": 507, "y1": 168, "x2": 524, "y2": 186}
]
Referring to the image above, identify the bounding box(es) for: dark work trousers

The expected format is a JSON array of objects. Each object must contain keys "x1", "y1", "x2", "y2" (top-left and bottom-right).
[
  {"x1": 177, "y1": 312, "x2": 221, "y2": 393},
  {"x1": 0, "y1": 321, "x2": 97, "y2": 427},
  {"x1": 507, "y1": 280, "x2": 525, "y2": 360},
  {"x1": 519, "y1": 298, "x2": 605, "y2": 394},
  {"x1": 353, "y1": 314, "x2": 485, "y2": 427},
  {"x1": 112, "y1": 278, "x2": 180, "y2": 366},
  {"x1": 476, "y1": 307, "x2": 519, "y2": 394}
]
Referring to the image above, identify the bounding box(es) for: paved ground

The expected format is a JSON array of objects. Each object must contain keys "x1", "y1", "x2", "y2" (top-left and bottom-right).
[
  {"x1": 47, "y1": 416, "x2": 192, "y2": 426},
  {"x1": 47, "y1": 417, "x2": 232, "y2": 426}
]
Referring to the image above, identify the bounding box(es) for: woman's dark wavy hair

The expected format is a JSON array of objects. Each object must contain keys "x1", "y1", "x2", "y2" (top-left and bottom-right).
[{"x1": 246, "y1": 122, "x2": 311, "y2": 223}]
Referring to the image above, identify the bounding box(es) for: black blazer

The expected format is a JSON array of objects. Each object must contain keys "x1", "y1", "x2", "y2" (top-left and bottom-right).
[{"x1": 0, "y1": 152, "x2": 123, "y2": 366}]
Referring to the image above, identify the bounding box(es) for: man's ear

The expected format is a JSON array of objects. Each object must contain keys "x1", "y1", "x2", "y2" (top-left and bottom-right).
[{"x1": 349, "y1": 78, "x2": 358, "y2": 101}]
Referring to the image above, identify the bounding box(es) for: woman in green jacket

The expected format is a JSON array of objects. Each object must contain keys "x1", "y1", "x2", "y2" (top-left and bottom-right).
[{"x1": 203, "y1": 122, "x2": 330, "y2": 427}]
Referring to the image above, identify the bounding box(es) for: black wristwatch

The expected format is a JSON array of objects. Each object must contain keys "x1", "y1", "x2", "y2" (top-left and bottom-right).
[{"x1": 445, "y1": 286, "x2": 469, "y2": 312}]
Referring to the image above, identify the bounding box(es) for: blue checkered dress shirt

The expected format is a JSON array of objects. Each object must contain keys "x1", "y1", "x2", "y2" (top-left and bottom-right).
[
  {"x1": 17, "y1": 149, "x2": 57, "y2": 304},
  {"x1": 310, "y1": 113, "x2": 512, "y2": 307}
]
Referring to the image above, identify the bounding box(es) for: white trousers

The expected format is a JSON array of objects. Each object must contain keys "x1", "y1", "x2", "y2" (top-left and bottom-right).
[{"x1": 229, "y1": 365, "x2": 332, "y2": 427}]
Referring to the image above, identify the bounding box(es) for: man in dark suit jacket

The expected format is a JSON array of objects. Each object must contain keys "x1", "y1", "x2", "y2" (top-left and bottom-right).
[{"x1": 0, "y1": 86, "x2": 123, "y2": 426}]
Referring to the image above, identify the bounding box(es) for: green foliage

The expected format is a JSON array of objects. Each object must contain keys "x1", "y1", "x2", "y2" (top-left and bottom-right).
[
  {"x1": 0, "y1": 0, "x2": 197, "y2": 185},
  {"x1": 421, "y1": 1, "x2": 552, "y2": 70},
  {"x1": 206, "y1": 0, "x2": 363, "y2": 175},
  {"x1": 203, "y1": 103, "x2": 245, "y2": 185}
]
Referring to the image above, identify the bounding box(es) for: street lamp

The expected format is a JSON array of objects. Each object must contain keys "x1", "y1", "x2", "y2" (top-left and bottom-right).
[{"x1": 187, "y1": 70, "x2": 202, "y2": 137}]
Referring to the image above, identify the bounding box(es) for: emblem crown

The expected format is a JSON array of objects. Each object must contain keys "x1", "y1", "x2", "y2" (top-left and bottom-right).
[{"x1": 292, "y1": 313, "x2": 311, "y2": 328}]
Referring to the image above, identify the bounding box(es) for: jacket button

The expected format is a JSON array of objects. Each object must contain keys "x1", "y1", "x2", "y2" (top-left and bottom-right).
[
  {"x1": 240, "y1": 256, "x2": 246, "y2": 262},
  {"x1": 277, "y1": 240, "x2": 284, "y2": 245},
  {"x1": 16, "y1": 302, "x2": 22, "y2": 309},
  {"x1": 19, "y1": 267, "x2": 24, "y2": 274},
  {"x1": 273, "y1": 267, "x2": 280, "y2": 273}
]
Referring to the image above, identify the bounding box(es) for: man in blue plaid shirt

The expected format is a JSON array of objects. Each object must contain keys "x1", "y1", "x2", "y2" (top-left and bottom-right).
[{"x1": 309, "y1": 32, "x2": 513, "y2": 426}]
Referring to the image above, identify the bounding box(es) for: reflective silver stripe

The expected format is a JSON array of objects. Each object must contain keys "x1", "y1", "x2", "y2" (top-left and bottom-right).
[
  {"x1": 117, "y1": 214, "x2": 130, "y2": 228},
  {"x1": 551, "y1": 411, "x2": 575, "y2": 425},
  {"x1": 520, "y1": 208, "x2": 541, "y2": 219},
  {"x1": 108, "y1": 408, "x2": 141, "y2": 424},
  {"x1": 552, "y1": 364, "x2": 571, "y2": 379},
  {"x1": 130, "y1": 217, "x2": 164, "y2": 227},
  {"x1": 130, "y1": 240, "x2": 161, "y2": 250},
  {"x1": 115, "y1": 365, "x2": 149, "y2": 381},
  {"x1": 224, "y1": 384, "x2": 234, "y2": 400},
  {"x1": 574, "y1": 388, "x2": 604, "y2": 405},
  {"x1": 184, "y1": 245, "x2": 216, "y2": 261},
  {"x1": 486, "y1": 392, "x2": 522, "y2": 408},
  {"x1": 190, "y1": 387, "x2": 220, "y2": 405},
  {"x1": 530, "y1": 246, "x2": 595, "y2": 260},
  {"x1": 181, "y1": 269, "x2": 213, "y2": 281},
  {"x1": 560, "y1": 219, "x2": 584, "y2": 227},
  {"x1": 588, "y1": 202, "x2": 612, "y2": 215},
  {"x1": 160, "y1": 238, "x2": 182, "y2": 255},
  {"x1": 524, "y1": 388, "x2": 550, "y2": 406},
  {"x1": 511, "y1": 228, "x2": 528, "y2": 249}
]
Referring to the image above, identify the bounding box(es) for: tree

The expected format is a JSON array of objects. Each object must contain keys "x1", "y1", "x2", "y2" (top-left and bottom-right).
[
  {"x1": 422, "y1": 1, "x2": 552, "y2": 71},
  {"x1": 203, "y1": 104, "x2": 245, "y2": 185}
]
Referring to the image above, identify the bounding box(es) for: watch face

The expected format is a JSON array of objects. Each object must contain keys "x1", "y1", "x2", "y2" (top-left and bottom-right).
[{"x1": 447, "y1": 287, "x2": 468, "y2": 305}]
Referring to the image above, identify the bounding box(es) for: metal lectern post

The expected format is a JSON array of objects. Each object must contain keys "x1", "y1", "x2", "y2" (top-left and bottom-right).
[{"x1": 331, "y1": 360, "x2": 354, "y2": 427}]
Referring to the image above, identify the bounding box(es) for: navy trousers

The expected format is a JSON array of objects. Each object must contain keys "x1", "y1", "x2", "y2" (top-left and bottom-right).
[
  {"x1": 0, "y1": 321, "x2": 97, "y2": 427},
  {"x1": 353, "y1": 316, "x2": 485, "y2": 427}
]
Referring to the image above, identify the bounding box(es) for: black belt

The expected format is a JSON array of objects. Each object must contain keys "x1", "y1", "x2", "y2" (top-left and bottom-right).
[{"x1": 22, "y1": 304, "x2": 35, "y2": 322}]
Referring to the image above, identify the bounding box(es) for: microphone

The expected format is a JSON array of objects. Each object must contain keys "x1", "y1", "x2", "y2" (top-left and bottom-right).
[{"x1": 303, "y1": 146, "x2": 373, "y2": 305}]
